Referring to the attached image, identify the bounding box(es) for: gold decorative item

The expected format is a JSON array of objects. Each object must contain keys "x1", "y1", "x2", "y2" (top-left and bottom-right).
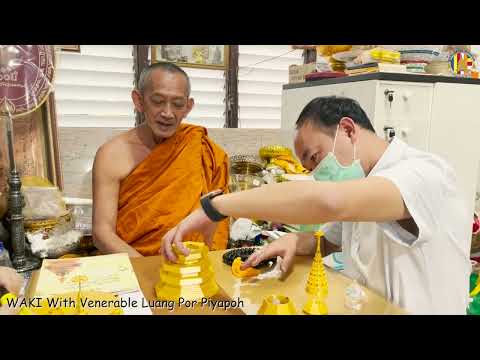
[
  {"x1": 21, "y1": 175, "x2": 54, "y2": 187},
  {"x1": 316, "y1": 45, "x2": 352, "y2": 57},
  {"x1": 303, "y1": 294, "x2": 328, "y2": 315},
  {"x1": 24, "y1": 211, "x2": 72, "y2": 232},
  {"x1": 155, "y1": 241, "x2": 219, "y2": 301},
  {"x1": 151, "y1": 45, "x2": 229, "y2": 70},
  {"x1": 315, "y1": 45, "x2": 352, "y2": 73},
  {"x1": 230, "y1": 154, "x2": 264, "y2": 176},
  {"x1": 328, "y1": 57, "x2": 346, "y2": 72},
  {"x1": 72, "y1": 275, "x2": 87, "y2": 314},
  {"x1": 259, "y1": 145, "x2": 293, "y2": 160},
  {"x1": 229, "y1": 154, "x2": 265, "y2": 191},
  {"x1": 231, "y1": 256, "x2": 260, "y2": 278},
  {"x1": 257, "y1": 295, "x2": 297, "y2": 315},
  {"x1": 303, "y1": 231, "x2": 329, "y2": 315},
  {"x1": 230, "y1": 162, "x2": 264, "y2": 176},
  {"x1": 259, "y1": 145, "x2": 308, "y2": 175}
]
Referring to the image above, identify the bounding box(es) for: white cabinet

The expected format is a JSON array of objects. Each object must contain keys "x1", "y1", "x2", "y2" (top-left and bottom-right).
[
  {"x1": 281, "y1": 75, "x2": 480, "y2": 219},
  {"x1": 373, "y1": 81, "x2": 433, "y2": 151}
]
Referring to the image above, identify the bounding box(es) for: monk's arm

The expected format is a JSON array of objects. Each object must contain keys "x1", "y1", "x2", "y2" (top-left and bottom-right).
[{"x1": 92, "y1": 146, "x2": 142, "y2": 258}]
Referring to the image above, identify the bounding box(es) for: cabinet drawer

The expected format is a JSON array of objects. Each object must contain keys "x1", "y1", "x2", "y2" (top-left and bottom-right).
[{"x1": 374, "y1": 82, "x2": 433, "y2": 151}]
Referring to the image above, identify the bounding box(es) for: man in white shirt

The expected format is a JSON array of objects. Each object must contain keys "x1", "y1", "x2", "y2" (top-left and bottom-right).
[{"x1": 160, "y1": 96, "x2": 472, "y2": 315}]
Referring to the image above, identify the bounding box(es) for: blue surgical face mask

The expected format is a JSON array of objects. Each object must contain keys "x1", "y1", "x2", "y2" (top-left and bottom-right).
[{"x1": 312, "y1": 125, "x2": 365, "y2": 182}]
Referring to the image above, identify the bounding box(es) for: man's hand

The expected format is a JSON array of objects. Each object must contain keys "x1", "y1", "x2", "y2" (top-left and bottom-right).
[
  {"x1": 241, "y1": 233, "x2": 300, "y2": 273},
  {"x1": 0, "y1": 267, "x2": 23, "y2": 295},
  {"x1": 160, "y1": 208, "x2": 218, "y2": 262}
]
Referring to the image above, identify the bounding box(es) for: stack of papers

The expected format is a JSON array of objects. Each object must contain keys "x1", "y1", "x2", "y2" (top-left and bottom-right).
[{"x1": 35, "y1": 253, "x2": 152, "y2": 315}]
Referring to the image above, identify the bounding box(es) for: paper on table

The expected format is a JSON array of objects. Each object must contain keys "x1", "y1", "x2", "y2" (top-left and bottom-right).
[
  {"x1": 120, "y1": 291, "x2": 152, "y2": 315},
  {"x1": 34, "y1": 253, "x2": 152, "y2": 315}
]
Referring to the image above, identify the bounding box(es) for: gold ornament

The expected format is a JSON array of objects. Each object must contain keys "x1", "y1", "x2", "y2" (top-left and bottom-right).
[
  {"x1": 303, "y1": 231, "x2": 329, "y2": 315},
  {"x1": 155, "y1": 241, "x2": 219, "y2": 301},
  {"x1": 257, "y1": 295, "x2": 297, "y2": 315},
  {"x1": 259, "y1": 145, "x2": 308, "y2": 175}
]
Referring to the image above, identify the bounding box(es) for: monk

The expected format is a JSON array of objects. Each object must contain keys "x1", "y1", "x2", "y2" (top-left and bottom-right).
[{"x1": 92, "y1": 62, "x2": 230, "y2": 257}]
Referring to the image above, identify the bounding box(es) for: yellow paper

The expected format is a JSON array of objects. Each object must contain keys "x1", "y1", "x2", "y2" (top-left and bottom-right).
[{"x1": 35, "y1": 253, "x2": 141, "y2": 297}]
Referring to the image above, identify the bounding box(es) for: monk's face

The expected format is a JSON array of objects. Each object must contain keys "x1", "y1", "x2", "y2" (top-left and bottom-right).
[{"x1": 133, "y1": 69, "x2": 194, "y2": 141}]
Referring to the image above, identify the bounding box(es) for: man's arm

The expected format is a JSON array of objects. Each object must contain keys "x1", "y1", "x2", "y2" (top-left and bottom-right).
[
  {"x1": 161, "y1": 176, "x2": 406, "y2": 262},
  {"x1": 92, "y1": 145, "x2": 142, "y2": 258},
  {"x1": 295, "y1": 232, "x2": 341, "y2": 257},
  {"x1": 213, "y1": 176, "x2": 410, "y2": 225}
]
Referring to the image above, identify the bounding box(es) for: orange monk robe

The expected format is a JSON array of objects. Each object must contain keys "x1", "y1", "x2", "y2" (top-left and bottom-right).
[{"x1": 116, "y1": 124, "x2": 230, "y2": 256}]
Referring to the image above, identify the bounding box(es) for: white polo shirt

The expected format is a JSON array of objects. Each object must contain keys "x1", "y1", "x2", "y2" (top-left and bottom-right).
[{"x1": 322, "y1": 138, "x2": 471, "y2": 314}]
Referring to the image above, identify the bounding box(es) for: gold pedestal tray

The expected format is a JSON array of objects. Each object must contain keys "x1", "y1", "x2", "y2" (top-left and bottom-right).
[
  {"x1": 257, "y1": 295, "x2": 297, "y2": 315},
  {"x1": 155, "y1": 241, "x2": 219, "y2": 301}
]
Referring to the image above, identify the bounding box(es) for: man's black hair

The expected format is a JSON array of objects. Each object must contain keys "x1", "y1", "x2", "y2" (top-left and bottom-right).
[{"x1": 296, "y1": 96, "x2": 375, "y2": 133}]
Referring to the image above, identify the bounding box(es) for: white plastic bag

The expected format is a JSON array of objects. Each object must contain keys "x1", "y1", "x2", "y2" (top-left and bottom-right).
[{"x1": 22, "y1": 186, "x2": 67, "y2": 220}]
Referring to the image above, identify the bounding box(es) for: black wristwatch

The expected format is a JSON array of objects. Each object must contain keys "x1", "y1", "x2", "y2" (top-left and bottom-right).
[{"x1": 200, "y1": 190, "x2": 227, "y2": 222}]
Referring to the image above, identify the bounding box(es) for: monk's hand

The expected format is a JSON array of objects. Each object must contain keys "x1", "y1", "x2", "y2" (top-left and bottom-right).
[
  {"x1": 241, "y1": 233, "x2": 299, "y2": 273},
  {"x1": 161, "y1": 208, "x2": 218, "y2": 262}
]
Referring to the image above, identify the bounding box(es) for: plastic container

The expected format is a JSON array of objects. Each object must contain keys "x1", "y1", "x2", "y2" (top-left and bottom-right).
[
  {"x1": 345, "y1": 280, "x2": 366, "y2": 311},
  {"x1": 229, "y1": 174, "x2": 264, "y2": 192},
  {"x1": 64, "y1": 198, "x2": 93, "y2": 236},
  {"x1": 0, "y1": 242, "x2": 12, "y2": 268},
  {"x1": 405, "y1": 63, "x2": 429, "y2": 74},
  {"x1": 399, "y1": 49, "x2": 440, "y2": 64}
]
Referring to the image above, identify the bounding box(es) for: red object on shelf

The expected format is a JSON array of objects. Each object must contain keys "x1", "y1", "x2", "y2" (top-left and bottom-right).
[
  {"x1": 305, "y1": 71, "x2": 347, "y2": 81},
  {"x1": 473, "y1": 213, "x2": 480, "y2": 235}
]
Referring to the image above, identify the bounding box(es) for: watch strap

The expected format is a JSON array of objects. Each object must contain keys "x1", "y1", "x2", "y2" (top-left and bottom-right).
[{"x1": 200, "y1": 190, "x2": 227, "y2": 222}]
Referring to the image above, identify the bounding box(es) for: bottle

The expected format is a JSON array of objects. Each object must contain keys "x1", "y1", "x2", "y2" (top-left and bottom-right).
[{"x1": 0, "y1": 242, "x2": 13, "y2": 268}]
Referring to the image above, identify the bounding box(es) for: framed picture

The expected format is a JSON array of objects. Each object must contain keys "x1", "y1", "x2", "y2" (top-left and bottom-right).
[
  {"x1": 151, "y1": 45, "x2": 229, "y2": 70},
  {"x1": 57, "y1": 45, "x2": 81, "y2": 53},
  {"x1": 0, "y1": 93, "x2": 63, "y2": 192}
]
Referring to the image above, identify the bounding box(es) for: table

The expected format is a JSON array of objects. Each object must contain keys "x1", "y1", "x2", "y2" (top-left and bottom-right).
[
  {"x1": 26, "y1": 250, "x2": 406, "y2": 315},
  {"x1": 208, "y1": 251, "x2": 407, "y2": 315}
]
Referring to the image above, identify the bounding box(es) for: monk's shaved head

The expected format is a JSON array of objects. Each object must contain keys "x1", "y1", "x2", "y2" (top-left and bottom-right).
[{"x1": 138, "y1": 62, "x2": 191, "y2": 97}]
